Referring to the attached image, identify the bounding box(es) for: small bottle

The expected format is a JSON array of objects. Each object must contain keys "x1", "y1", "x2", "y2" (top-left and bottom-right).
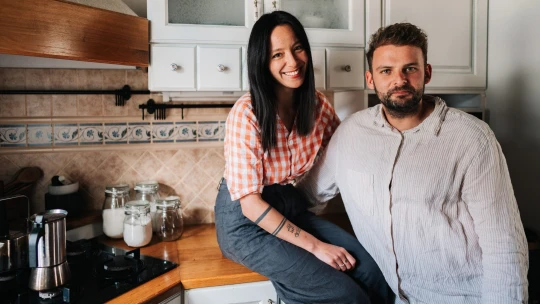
[
  {"x1": 155, "y1": 196, "x2": 184, "y2": 242},
  {"x1": 134, "y1": 181, "x2": 159, "y2": 233},
  {"x1": 102, "y1": 184, "x2": 130, "y2": 239},
  {"x1": 123, "y1": 200, "x2": 152, "y2": 247}
]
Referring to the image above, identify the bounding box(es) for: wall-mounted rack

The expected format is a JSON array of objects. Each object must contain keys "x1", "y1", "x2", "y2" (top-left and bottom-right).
[
  {"x1": 0, "y1": 85, "x2": 150, "y2": 106},
  {"x1": 139, "y1": 99, "x2": 233, "y2": 120}
]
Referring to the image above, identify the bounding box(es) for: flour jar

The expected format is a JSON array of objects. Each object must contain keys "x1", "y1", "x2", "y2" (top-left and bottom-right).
[
  {"x1": 102, "y1": 184, "x2": 130, "y2": 238},
  {"x1": 155, "y1": 196, "x2": 183, "y2": 242},
  {"x1": 134, "y1": 181, "x2": 159, "y2": 232},
  {"x1": 123, "y1": 201, "x2": 152, "y2": 247}
]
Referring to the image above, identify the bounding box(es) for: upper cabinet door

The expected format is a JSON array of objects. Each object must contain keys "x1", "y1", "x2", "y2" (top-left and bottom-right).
[
  {"x1": 148, "y1": 0, "x2": 258, "y2": 43},
  {"x1": 366, "y1": 0, "x2": 487, "y2": 89},
  {"x1": 264, "y1": 0, "x2": 364, "y2": 47}
]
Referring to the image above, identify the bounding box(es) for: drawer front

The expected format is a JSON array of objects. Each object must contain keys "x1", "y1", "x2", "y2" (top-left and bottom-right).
[
  {"x1": 150, "y1": 45, "x2": 196, "y2": 91},
  {"x1": 197, "y1": 46, "x2": 242, "y2": 91},
  {"x1": 312, "y1": 48, "x2": 326, "y2": 90},
  {"x1": 327, "y1": 48, "x2": 364, "y2": 90}
]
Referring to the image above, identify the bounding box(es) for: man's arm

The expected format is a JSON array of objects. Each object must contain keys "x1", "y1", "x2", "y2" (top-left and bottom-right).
[{"x1": 462, "y1": 132, "x2": 529, "y2": 303}]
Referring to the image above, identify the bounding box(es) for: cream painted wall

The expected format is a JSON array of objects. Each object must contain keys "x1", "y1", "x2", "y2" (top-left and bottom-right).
[{"x1": 487, "y1": 0, "x2": 540, "y2": 234}]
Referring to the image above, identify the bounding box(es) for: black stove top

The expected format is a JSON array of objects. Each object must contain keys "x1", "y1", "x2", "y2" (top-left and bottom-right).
[{"x1": 0, "y1": 238, "x2": 178, "y2": 304}]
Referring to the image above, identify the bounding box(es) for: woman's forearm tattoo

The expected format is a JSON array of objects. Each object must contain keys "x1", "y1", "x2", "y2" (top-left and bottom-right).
[
  {"x1": 254, "y1": 206, "x2": 272, "y2": 224},
  {"x1": 272, "y1": 217, "x2": 287, "y2": 236},
  {"x1": 286, "y1": 223, "x2": 302, "y2": 237}
]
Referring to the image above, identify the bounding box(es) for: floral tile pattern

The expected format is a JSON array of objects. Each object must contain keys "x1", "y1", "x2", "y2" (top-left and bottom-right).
[
  {"x1": 197, "y1": 121, "x2": 223, "y2": 141},
  {"x1": 27, "y1": 124, "x2": 52, "y2": 146},
  {"x1": 79, "y1": 123, "x2": 103, "y2": 145},
  {"x1": 104, "y1": 123, "x2": 128, "y2": 144},
  {"x1": 0, "y1": 124, "x2": 26, "y2": 147},
  {"x1": 175, "y1": 122, "x2": 197, "y2": 142},
  {"x1": 152, "y1": 122, "x2": 176, "y2": 143},
  {"x1": 54, "y1": 124, "x2": 79, "y2": 146},
  {"x1": 128, "y1": 122, "x2": 151, "y2": 144}
]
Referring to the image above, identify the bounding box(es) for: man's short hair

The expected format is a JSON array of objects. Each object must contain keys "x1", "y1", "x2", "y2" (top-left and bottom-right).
[{"x1": 366, "y1": 23, "x2": 428, "y2": 72}]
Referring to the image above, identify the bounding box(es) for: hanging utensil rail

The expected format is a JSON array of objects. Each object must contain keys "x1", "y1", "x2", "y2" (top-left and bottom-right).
[{"x1": 139, "y1": 99, "x2": 233, "y2": 120}]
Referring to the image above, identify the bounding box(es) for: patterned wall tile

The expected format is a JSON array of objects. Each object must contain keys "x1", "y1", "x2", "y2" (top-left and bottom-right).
[
  {"x1": 128, "y1": 122, "x2": 151, "y2": 144},
  {"x1": 175, "y1": 122, "x2": 197, "y2": 142},
  {"x1": 0, "y1": 124, "x2": 26, "y2": 147},
  {"x1": 79, "y1": 123, "x2": 103, "y2": 145},
  {"x1": 152, "y1": 122, "x2": 176, "y2": 143},
  {"x1": 27, "y1": 124, "x2": 52, "y2": 146},
  {"x1": 54, "y1": 124, "x2": 79, "y2": 146},
  {"x1": 104, "y1": 123, "x2": 128, "y2": 144},
  {"x1": 197, "y1": 121, "x2": 223, "y2": 141}
]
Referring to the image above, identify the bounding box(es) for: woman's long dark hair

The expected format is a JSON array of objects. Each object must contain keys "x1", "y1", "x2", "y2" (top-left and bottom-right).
[{"x1": 247, "y1": 11, "x2": 317, "y2": 151}]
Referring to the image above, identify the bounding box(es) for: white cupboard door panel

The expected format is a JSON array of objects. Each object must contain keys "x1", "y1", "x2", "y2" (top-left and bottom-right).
[
  {"x1": 242, "y1": 47, "x2": 249, "y2": 91},
  {"x1": 197, "y1": 46, "x2": 243, "y2": 91},
  {"x1": 327, "y1": 48, "x2": 364, "y2": 90},
  {"x1": 149, "y1": 45, "x2": 196, "y2": 91},
  {"x1": 184, "y1": 281, "x2": 277, "y2": 304},
  {"x1": 312, "y1": 48, "x2": 326, "y2": 90},
  {"x1": 367, "y1": 0, "x2": 487, "y2": 89}
]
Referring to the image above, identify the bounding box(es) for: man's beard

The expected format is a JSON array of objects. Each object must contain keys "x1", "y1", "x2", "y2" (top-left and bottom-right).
[{"x1": 374, "y1": 82, "x2": 424, "y2": 119}]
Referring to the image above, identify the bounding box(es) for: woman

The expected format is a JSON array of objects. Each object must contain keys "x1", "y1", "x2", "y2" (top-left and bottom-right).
[{"x1": 215, "y1": 11, "x2": 390, "y2": 304}]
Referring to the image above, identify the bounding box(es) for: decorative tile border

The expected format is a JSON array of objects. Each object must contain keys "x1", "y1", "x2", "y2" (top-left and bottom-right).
[
  {"x1": 0, "y1": 120, "x2": 226, "y2": 148},
  {"x1": 0, "y1": 124, "x2": 26, "y2": 147}
]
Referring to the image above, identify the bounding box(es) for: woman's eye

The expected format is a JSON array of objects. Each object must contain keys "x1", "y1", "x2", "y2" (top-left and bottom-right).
[
  {"x1": 272, "y1": 53, "x2": 282, "y2": 59},
  {"x1": 294, "y1": 45, "x2": 304, "y2": 51}
]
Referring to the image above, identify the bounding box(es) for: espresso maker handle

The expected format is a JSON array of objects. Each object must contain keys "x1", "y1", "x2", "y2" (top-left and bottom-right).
[{"x1": 29, "y1": 215, "x2": 44, "y2": 268}]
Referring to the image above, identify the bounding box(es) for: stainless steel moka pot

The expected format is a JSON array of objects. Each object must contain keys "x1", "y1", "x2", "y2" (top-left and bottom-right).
[{"x1": 28, "y1": 209, "x2": 70, "y2": 291}]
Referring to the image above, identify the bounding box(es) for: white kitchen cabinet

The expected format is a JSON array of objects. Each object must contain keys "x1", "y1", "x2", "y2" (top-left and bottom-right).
[
  {"x1": 149, "y1": 45, "x2": 196, "y2": 91},
  {"x1": 366, "y1": 0, "x2": 487, "y2": 89},
  {"x1": 184, "y1": 281, "x2": 277, "y2": 304},
  {"x1": 197, "y1": 46, "x2": 243, "y2": 91},
  {"x1": 312, "y1": 48, "x2": 326, "y2": 90},
  {"x1": 147, "y1": 0, "x2": 257, "y2": 44},
  {"x1": 264, "y1": 0, "x2": 365, "y2": 47},
  {"x1": 326, "y1": 48, "x2": 364, "y2": 90}
]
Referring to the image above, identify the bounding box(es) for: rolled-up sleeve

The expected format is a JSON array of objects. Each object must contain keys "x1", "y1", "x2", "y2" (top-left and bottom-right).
[{"x1": 462, "y1": 132, "x2": 529, "y2": 303}]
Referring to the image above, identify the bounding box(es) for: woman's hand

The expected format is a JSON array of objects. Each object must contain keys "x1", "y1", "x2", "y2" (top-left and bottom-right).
[{"x1": 312, "y1": 241, "x2": 356, "y2": 271}]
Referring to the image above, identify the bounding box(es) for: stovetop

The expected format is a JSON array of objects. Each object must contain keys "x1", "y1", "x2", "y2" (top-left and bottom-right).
[{"x1": 0, "y1": 238, "x2": 178, "y2": 304}]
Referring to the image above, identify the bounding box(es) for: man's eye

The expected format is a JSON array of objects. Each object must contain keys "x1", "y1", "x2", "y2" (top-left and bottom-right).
[
  {"x1": 406, "y1": 67, "x2": 417, "y2": 72},
  {"x1": 380, "y1": 69, "x2": 390, "y2": 74}
]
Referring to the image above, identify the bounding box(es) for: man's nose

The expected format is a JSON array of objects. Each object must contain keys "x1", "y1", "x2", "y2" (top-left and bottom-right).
[{"x1": 393, "y1": 70, "x2": 408, "y2": 86}]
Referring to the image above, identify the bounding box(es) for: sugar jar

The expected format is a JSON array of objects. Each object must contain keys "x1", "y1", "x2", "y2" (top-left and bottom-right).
[
  {"x1": 102, "y1": 184, "x2": 130, "y2": 239},
  {"x1": 123, "y1": 200, "x2": 152, "y2": 247},
  {"x1": 154, "y1": 196, "x2": 184, "y2": 242},
  {"x1": 134, "y1": 181, "x2": 159, "y2": 232}
]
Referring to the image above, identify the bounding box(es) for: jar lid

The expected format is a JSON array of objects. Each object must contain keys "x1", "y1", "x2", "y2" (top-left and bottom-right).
[
  {"x1": 105, "y1": 183, "x2": 130, "y2": 195},
  {"x1": 156, "y1": 196, "x2": 181, "y2": 209},
  {"x1": 134, "y1": 181, "x2": 159, "y2": 192},
  {"x1": 124, "y1": 200, "x2": 150, "y2": 213}
]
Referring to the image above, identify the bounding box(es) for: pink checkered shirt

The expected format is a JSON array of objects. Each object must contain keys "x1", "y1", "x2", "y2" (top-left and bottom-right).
[{"x1": 224, "y1": 91, "x2": 340, "y2": 201}]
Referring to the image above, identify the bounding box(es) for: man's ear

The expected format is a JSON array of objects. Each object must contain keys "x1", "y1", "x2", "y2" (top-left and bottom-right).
[
  {"x1": 366, "y1": 70, "x2": 375, "y2": 90},
  {"x1": 424, "y1": 63, "x2": 432, "y2": 84}
]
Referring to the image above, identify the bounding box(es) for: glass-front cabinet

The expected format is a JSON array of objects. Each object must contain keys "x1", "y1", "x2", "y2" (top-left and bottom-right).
[{"x1": 149, "y1": 0, "x2": 364, "y2": 46}]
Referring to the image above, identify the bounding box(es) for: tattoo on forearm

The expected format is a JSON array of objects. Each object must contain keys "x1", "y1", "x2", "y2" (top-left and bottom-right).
[
  {"x1": 295, "y1": 227, "x2": 301, "y2": 237},
  {"x1": 272, "y1": 217, "x2": 287, "y2": 236},
  {"x1": 285, "y1": 223, "x2": 302, "y2": 237},
  {"x1": 254, "y1": 206, "x2": 272, "y2": 225},
  {"x1": 287, "y1": 223, "x2": 294, "y2": 232}
]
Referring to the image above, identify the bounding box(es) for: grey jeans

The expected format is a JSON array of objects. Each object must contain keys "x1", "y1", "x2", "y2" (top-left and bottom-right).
[{"x1": 215, "y1": 180, "x2": 393, "y2": 304}]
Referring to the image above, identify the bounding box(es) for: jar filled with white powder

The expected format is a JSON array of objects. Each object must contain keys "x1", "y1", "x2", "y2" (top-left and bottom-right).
[
  {"x1": 134, "y1": 181, "x2": 159, "y2": 233},
  {"x1": 102, "y1": 184, "x2": 130, "y2": 238},
  {"x1": 123, "y1": 200, "x2": 152, "y2": 247}
]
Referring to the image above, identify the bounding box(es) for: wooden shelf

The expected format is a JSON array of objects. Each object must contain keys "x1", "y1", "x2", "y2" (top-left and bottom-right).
[{"x1": 0, "y1": 0, "x2": 149, "y2": 67}]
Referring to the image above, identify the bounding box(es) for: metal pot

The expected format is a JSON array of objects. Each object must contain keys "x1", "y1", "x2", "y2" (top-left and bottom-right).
[{"x1": 0, "y1": 195, "x2": 29, "y2": 275}]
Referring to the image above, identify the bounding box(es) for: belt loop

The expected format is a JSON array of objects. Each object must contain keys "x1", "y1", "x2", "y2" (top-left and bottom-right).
[{"x1": 217, "y1": 177, "x2": 225, "y2": 190}]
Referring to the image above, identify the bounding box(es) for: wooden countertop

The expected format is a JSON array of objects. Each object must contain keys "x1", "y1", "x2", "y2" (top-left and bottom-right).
[{"x1": 100, "y1": 213, "x2": 353, "y2": 304}]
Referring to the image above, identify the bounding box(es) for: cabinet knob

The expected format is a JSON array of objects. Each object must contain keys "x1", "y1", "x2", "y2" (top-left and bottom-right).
[
  {"x1": 342, "y1": 65, "x2": 352, "y2": 72},
  {"x1": 171, "y1": 63, "x2": 180, "y2": 71},
  {"x1": 268, "y1": 300, "x2": 275, "y2": 304},
  {"x1": 217, "y1": 64, "x2": 226, "y2": 72},
  {"x1": 272, "y1": 0, "x2": 277, "y2": 9}
]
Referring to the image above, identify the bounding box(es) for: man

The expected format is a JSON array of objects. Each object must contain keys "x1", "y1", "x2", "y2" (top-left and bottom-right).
[{"x1": 299, "y1": 23, "x2": 529, "y2": 303}]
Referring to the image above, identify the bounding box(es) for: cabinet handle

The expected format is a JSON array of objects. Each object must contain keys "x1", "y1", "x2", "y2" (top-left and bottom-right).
[
  {"x1": 342, "y1": 65, "x2": 352, "y2": 72},
  {"x1": 268, "y1": 300, "x2": 275, "y2": 304},
  {"x1": 272, "y1": 0, "x2": 277, "y2": 9},
  {"x1": 217, "y1": 64, "x2": 226, "y2": 72},
  {"x1": 171, "y1": 63, "x2": 180, "y2": 71}
]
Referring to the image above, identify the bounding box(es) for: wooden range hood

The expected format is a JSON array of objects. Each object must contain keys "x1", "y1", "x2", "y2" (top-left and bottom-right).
[{"x1": 0, "y1": 0, "x2": 149, "y2": 67}]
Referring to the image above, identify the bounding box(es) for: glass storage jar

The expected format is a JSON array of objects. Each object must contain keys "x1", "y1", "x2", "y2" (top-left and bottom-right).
[
  {"x1": 154, "y1": 196, "x2": 183, "y2": 242},
  {"x1": 134, "y1": 181, "x2": 159, "y2": 233},
  {"x1": 102, "y1": 184, "x2": 130, "y2": 239},
  {"x1": 123, "y1": 200, "x2": 152, "y2": 247}
]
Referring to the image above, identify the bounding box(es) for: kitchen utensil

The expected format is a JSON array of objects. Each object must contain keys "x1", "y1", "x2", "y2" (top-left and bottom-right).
[
  {"x1": 4, "y1": 167, "x2": 43, "y2": 194},
  {"x1": 0, "y1": 194, "x2": 30, "y2": 275},
  {"x1": 28, "y1": 209, "x2": 70, "y2": 291}
]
